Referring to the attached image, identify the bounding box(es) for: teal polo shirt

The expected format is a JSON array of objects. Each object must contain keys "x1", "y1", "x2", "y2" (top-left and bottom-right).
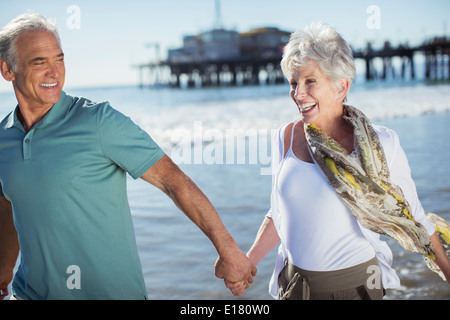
[{"x1": 0, "y1": 91, "x2": 165, "y2": 299}]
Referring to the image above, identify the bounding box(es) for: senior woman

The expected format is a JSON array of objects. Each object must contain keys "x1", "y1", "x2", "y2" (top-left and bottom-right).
[{"x1": 226, "y1": 23, "x2": 450, "y2": 300}]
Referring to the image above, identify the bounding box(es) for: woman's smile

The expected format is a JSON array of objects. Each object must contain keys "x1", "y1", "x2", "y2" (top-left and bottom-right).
[{"x1": 298, "y1": 102, "x2": 317, "y2": 112}]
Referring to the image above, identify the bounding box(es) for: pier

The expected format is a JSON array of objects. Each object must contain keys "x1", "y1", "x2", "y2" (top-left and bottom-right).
[
  {"x1": 353, "y1": 37, "x2": 450, "y2": 81},
  {"x1": 136, "y1": 0, "x2": 450, "y2": 88},
  {"x1": 136, "y1": 20, "x2": 450, "y2": 89},
  {"x1": 136, "y1": 27, "x2": 291, "y2": 88},
  {"x1": 137, "y1": 55, "x2": 286, "y2": 88}
]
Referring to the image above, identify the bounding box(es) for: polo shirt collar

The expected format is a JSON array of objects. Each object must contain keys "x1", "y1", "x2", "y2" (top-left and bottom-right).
[{"x1": 5, "y1": 91, "x2": 72, "y2": 130}]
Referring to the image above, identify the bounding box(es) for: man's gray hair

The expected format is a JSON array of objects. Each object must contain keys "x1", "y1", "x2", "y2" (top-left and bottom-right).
[
  {"x1": 281, "y1": 22, "x2": 356, "y2": 90},
  {"x1": 0, "y1": 12, "x2": 61, "y2": 72}
]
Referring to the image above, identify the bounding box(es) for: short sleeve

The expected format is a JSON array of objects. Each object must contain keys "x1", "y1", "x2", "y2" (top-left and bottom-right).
[{"x1": 97, "y1": 103, "x2": 165, "y2": 179}]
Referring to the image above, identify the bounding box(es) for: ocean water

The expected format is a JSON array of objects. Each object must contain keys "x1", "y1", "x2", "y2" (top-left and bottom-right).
[{"x1": 1, "y1": 79, "x2": 449, "y2": 300}]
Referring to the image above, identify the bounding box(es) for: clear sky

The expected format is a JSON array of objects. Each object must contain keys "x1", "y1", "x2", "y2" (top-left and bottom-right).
[{"x1": 1, "y1": 0, "x2": 449, "y2": 92}]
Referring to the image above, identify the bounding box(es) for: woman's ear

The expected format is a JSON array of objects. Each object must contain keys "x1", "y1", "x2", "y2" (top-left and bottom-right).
[
  {"x1": 336, "y1": 78, "x2": 349, "y2": 102},
  {"x1": 0, "y1": 59, "x2": 15, "y2": 82}
]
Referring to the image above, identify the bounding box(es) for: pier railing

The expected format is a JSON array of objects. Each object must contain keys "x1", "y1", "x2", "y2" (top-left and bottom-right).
[{"x1": 136, "y1": 37, "x2": 450, "y2": 88}]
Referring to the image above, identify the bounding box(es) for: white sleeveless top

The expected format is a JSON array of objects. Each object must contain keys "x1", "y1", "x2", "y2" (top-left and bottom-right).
[
  {"x1": 277, "y1": 121, "x2": 375, "y2": 271},
  {"x1": 267, "y1": 119, "x2": 435, "y2": 298}
]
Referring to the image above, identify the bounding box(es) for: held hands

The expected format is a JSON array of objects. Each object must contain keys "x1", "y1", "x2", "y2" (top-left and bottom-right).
[
  {"x1": 214, "y1": 249, "x2": 257, "y2": 297},
  {"x1": 224, "y1": 279, "x2": 248, "y2": 296}
]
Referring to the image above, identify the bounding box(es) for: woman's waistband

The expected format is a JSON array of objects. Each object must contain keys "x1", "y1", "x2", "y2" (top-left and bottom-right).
[{"x1": 283, "y1": 257, "x2": 379, "y2": 292}]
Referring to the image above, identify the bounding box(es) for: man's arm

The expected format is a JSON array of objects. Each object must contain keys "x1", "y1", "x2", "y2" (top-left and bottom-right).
[
  {"x1": 140, "y1": 155, "x2": 256, "y2": 285},
  {"x1": 0, "y1": 196, "x2": 19, "y2": 300}
]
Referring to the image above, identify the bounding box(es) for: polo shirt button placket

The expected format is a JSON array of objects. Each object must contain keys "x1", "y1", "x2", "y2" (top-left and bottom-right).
[{"x1": 23, "y1": 133, "x2": 33, "y2": 160}]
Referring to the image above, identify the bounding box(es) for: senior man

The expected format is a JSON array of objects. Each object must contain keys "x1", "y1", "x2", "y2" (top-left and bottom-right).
[{"x1": 0, "y1": 13, "x2": 256, "y2": 300}]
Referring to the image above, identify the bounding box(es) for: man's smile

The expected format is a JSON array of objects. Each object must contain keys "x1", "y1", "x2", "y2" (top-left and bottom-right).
[{"x1": 39, "y1": 82, "x2": 58, "y2": 88}]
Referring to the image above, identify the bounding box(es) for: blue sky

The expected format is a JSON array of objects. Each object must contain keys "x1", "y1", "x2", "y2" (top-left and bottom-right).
[{"x1": 1, "y1": 0, "x2": 449, "y2": 91}]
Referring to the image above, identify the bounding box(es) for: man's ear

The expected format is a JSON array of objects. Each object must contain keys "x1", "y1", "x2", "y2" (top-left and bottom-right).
[{"x1": 0, "y1": 58, "x2": 15, "y2": 82}]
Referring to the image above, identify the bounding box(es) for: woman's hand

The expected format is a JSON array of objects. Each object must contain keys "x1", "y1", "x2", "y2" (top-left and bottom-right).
[{"x1": 224, "y1": 279, "x2": 248, "y2": 296}]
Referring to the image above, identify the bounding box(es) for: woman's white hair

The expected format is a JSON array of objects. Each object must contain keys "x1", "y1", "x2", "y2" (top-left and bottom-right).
[
  {"x1": 0, "y1": 12, "x2": 61, "y2": 72},
  {"x1": 281, "y1": 22, "x2": 355, "y2": 90}
]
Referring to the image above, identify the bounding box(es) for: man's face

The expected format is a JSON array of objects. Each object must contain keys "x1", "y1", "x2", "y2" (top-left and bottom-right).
[{"x1": 11, "y1": 30, "x2": 65, "y2": 110}]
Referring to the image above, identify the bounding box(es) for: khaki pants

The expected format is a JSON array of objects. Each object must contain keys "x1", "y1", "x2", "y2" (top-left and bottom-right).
[{"x1": 278, "y1": 257, "x2": 384, "y2": 300}]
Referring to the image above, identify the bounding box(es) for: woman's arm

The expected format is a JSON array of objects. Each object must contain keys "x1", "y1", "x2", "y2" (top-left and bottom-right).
[
  {"x1": 383, "y1": 127, "x2": 450, "y2": 283},
  {"x1": 430, "y1": 232, "x2": 450, "y2": 284},
  {"x1": 226, "y1": 216, "x2": 280, "y2": 296},
  {"x1": 247, "y1": 216, "x2": 281, "y2": 266}
]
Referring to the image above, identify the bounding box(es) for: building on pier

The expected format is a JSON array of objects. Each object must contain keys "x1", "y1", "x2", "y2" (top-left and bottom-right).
[{"x1": 155, "y1": 26, "x2": 291, "y2": 88}]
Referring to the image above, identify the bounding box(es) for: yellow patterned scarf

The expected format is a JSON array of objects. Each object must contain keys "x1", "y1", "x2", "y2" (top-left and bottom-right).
[{"x1": 304, "y1": 105, "x2": 450, "y2": 280}]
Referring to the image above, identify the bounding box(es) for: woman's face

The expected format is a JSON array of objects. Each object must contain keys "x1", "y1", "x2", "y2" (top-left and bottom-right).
[{"x1": 289, "y1": 63, "x2": 344, "y2": 128}]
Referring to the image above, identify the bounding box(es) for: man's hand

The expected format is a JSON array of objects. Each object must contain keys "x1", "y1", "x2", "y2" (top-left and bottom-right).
[
  {"x1": 0, "y1": 197, "x2": 19, "y2": 300},
  {"x1": 0, "y1": 270, "x2": 13, "y2": 300},
  {"x1": 214, "y1": 248, "x2": 257, "y2": 296}
]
